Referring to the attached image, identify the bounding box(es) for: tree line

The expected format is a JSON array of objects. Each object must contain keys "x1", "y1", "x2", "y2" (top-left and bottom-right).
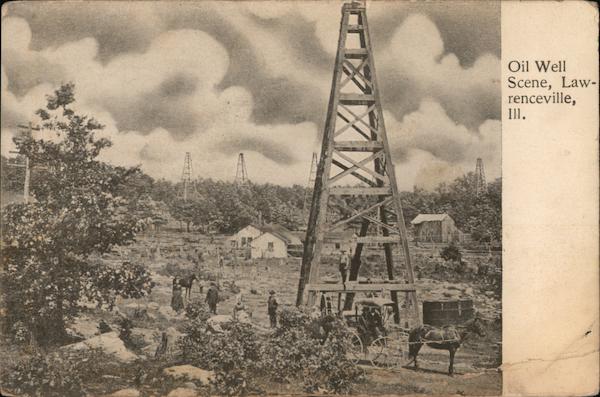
[{"x1": 1, "y1": 83, "x2": 500, "y2": 347}]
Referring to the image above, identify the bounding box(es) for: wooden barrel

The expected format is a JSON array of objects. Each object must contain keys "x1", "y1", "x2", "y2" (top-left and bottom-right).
[{"x1": 422, "y1": 299, "x2": 474, "y2": 326}]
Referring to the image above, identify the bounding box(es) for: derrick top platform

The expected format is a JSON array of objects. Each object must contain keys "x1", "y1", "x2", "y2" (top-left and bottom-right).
[{"x1": 343, "y1": 1, "x2": 366, "y2": 12}]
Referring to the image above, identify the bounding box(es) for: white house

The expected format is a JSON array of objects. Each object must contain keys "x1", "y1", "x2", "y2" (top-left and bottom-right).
[
  {"x1": 249, "y1": 224, "x2": 303, "y2": 259},
  {"x1": 251, "y1": 232, "x2": 289, "y2": 258},
  {"x1": 229, "y1": 224, "x2": 263, "y2": 249}
]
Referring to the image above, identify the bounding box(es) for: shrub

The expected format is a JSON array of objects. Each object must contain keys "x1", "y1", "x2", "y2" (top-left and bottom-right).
[
  {"x1": 180, "y1": 319, "x2": 263, "y2": 396},
  {"x1": 179, "y1": 307, "x2": 364, "y2": 395},
  {"x1": 0, "y1": 349, "x2": 108, "y2": 397},
  {"x1": 184, "y1": 299, "x2": 212, "y2": 322},
  {"x1": 440, "y1": 243, "x2": 462, "y2": 262},
  {"x1": 264, "y1": 308, "x2": 364, "y2": 393}
]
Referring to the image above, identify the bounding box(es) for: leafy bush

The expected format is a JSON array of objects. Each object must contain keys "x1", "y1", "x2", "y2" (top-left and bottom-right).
[
  {"x1": 440, "y1": 243, "x2": 462, "y2": 262},
  {"x1": 184, "y1": 299, "x2": 212, "y2": 322},
  {"x1": 180, "y1": 319, "x2": 263, "y2": 396},
  {"x1": 1, "y1": 84, "x2": 155, "y2": 347},
  {"x1": 179, "y1": 307, "x2": 364, "y2": 395},
  {"x1": 1, "y1": 349, "x2": 108, "y2": 397}
]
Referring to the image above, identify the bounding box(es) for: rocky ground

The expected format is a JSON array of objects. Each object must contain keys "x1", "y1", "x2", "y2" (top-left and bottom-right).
[{"x1": 3, "y1": 229, "x2": 501, "y2": 396}]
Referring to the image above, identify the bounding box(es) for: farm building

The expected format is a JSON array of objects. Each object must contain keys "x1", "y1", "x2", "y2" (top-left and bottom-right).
[
  {"x1": 230, "y1": 223, "x2": 303, "y2": 258},
  {"x1": 249, "y1": 224, "x2": 303, "y2": 259},
  {"x1": 229, "y1": 224, "x2": 263, "y2": 249},
  {"x1": 411, "y1": 213, "x2": 462, "y2": 243}
]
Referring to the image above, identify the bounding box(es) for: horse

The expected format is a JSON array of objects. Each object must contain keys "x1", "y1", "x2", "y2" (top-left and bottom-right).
[
  {"x1": 407, "y1": 317, "x2": 486, "y2": 376},
  {"x1": 178, "y1": 274, "x2": 198, "y2": 300}
]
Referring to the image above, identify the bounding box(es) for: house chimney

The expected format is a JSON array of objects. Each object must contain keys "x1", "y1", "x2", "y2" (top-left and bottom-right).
[{"x1": 258, "y1": 211, "x2": 263, "y2": 226}]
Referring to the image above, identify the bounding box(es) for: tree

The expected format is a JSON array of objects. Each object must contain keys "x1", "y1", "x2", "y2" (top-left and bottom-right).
[{"x1": 0, "y1": 83, "x2": 154, "y2": 346}]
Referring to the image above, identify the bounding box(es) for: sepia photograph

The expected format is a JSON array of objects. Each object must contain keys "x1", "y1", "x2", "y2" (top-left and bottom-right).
[{"x1": 0, "y1": 1, "x2": 503, "y2": 396}]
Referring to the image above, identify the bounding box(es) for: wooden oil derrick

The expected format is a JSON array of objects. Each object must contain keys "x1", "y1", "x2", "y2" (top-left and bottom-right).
[
  {"x1": 475, "y1": 157, "x2": 487, "y2": 196},
  {"x1": 179, "y1": 152, "x2": 197, "y2": 201},
  {"x1": 296, "y1": 0, "x2": 419, "y2": 325},
  {"x1": 235, "y1": 153, "x2": 249, "y2": 185}
]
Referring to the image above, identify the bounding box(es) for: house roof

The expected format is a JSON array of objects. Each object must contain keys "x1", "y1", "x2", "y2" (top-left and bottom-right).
[
  {"x1": 246, "y1": 223, "x2": 302, "y2": 245},
  {"x1": 411, "y1": 214, "x2": 450, "y2": 225}
]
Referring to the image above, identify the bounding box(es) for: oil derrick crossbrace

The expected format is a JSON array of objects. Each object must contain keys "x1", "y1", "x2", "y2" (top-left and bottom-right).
[{"x1": 296, "y1": 1, "x2": 419, "y2": 325}]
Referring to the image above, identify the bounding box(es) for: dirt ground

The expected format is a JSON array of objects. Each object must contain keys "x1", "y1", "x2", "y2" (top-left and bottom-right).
[
  {"x1": 2, "y1": 229, "x2": 501, "y2": 396},
  {"x1": 102, "y1": 229, "x2": 502, "y2": 395}
]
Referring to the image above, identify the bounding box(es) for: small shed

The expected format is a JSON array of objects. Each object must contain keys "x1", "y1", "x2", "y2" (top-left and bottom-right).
[{"x1": 411, "y1": 214, "x2": 461, "y2": 243}]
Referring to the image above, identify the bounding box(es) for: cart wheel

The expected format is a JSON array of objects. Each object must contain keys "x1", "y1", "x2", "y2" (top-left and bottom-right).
[
  {"x1": 369, "y1": 336, "x2": 404, "y2": 369},
  {"x1": 346, "y1": 331, "x2": 365, "y2": 364}
]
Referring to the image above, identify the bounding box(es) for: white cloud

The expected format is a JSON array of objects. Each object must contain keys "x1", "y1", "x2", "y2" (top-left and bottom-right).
[
  {"x1": 380, "y1": 13, "x2": 500, "y2": 128},
  {"x1": 387, "y1": 99, "x2": 501, "y2": 190},
  {"x1": 1, "y1": 10, "x2": 500, "y2": 190},
  {"x1": 1, "y1": 18, "x2": 319, "y2": 185}
]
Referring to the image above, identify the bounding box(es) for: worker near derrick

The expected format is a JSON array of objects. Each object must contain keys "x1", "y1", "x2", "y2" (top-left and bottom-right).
[
  {"x1": 206, "y1": 282, "x2": 219, "y2": 314},
  {"x1": 339, "y1": 249, "x2": 350, "y2": 288},
  {"x1": 267, "y1": 290, "x2": 278, "y2": 328}
]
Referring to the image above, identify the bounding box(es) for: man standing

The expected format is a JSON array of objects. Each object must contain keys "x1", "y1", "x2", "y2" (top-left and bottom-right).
[
  {"x1": 267, "y1": 290, "x2": 278, "y2": 328},
  {"x1": 339, "y1": 250, "x2": 350, "y2": 288},
  {"x1": 206, "y1": 283, "x2": 219, "y2": 314}
]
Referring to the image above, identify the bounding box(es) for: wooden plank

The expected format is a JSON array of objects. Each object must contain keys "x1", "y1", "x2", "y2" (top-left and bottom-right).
[
  {"x1": 331, "y1": 159, "x2": 375, "y2": 187},
  {"x1": 347, "y1": 25, "x2": 364, "y2": 33},
  {"x1": 329, "y1": 186, "x2": 391, "y2": 195},
  {"x1": 355, "y1": 235, "x2": 400, "y2": 243},
  {"x1": 333, "y1": 141, "x2": 383, "y2": 151},
  {"x1": 336, "y1": 111, "x2": 370, "y2": 140},
  {"x1": 334, "y1": 149, "x2": 388, "y2": 183},
  {"x1": 341, "y1": 64, "x2": 367, "y2": 93},
  {"x1": 329, "y1": 150, "x2": 382, "y2": 184},
  {"x1": 342, "y1": 58, "x2": 372, "y2": 89},
  {"x1": 339, "y1": 93, "x2": 375, "y2": 105},
  {"x1": 306, "y1": 282, "x2": 416, "y2": 292},
  {"x1": 361, "y1": 214, "x2": 400, "y2": 234},
  {"x1": 345, "y1": 48, "x2": 368, "y2": 58},
  {"x1": 340, "y1": 59, "x2": 371, "y2": 91},
  {"x1": 335, "y1": 104, "x2": 376, "y2": 137},
  {"x1": 328, "y1": 197, "x2": 392, "y2": 231},
  {"x1": 338, "y1": 104, "x2": 379, "y2": 136}
]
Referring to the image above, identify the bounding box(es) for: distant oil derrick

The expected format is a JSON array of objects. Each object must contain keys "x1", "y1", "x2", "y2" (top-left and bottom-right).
[
  {"x1": 179, "y1": 152, "x2": 197, "y2": 201},
  {"x1": 475, "y1": 157, "x2": 487, "y2": 196},
  {"x1": 235, "y1": 153, "x2": 249, "y2": 185}
]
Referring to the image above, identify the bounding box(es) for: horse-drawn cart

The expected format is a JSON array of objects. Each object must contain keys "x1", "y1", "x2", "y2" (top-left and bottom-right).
[{"x1": 343, "y1": 298, "x2": 410, "y2": 368}]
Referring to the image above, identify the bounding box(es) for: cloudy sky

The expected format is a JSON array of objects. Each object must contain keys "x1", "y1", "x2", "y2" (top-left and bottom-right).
[{"x1": 1, "y1": 1, "x2": 500, "y2": 190}]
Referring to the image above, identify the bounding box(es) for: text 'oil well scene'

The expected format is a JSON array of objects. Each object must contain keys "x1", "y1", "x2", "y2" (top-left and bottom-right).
[{"x1": 1, "y1": 1, "x2": 501, "y2": 396}]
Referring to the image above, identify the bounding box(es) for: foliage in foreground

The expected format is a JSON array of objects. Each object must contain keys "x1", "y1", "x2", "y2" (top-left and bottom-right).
[
  {"x1": 180, "y1": 305, "x2": 364, "y2": 395},
  {"x1": 0, "y1": 349, "x2": 111, "y2": 397},
  {"x1": 0, "y1": 83, "x2": 154, "y2": 346}
]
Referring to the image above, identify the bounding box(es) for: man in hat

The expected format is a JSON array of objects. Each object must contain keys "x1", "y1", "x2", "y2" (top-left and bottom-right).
[
  {"x1": 206, "y1": 282, "x2": 219, "y2": 314},
  {"x1": 267, "y1": 290, "x2": 278, "y2": 328},
  {"x1": 339, "y1": 249, "x2": 350, "y2": 288}
]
